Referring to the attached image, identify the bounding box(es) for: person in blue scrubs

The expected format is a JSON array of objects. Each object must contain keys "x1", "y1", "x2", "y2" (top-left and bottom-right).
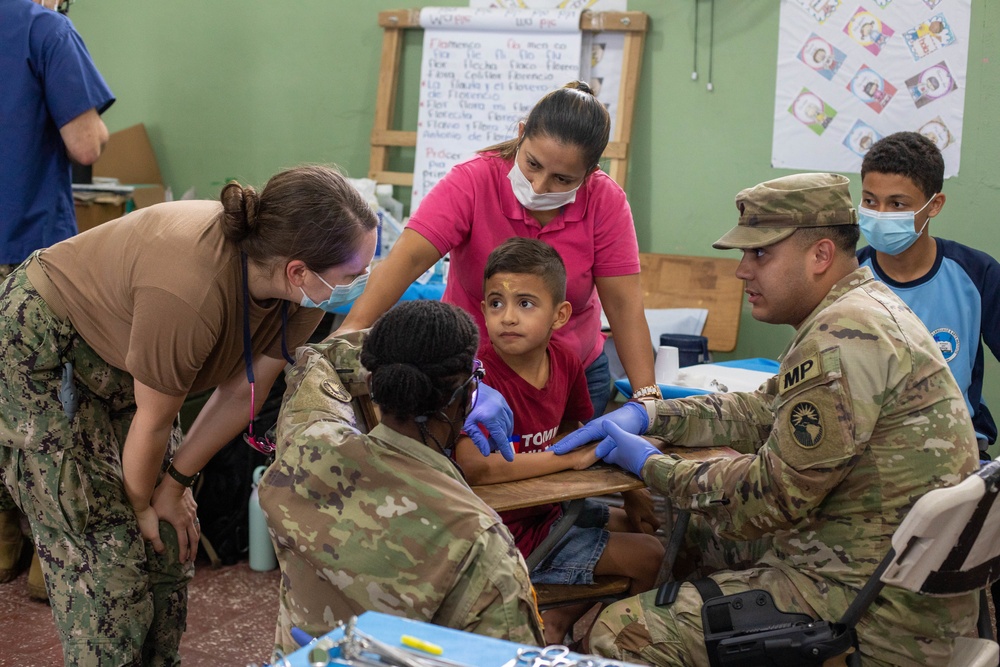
[
  {"x1": 0, "y1": 0, "x2": 115, "y2": 275},
  {"x1": 0, "y1": 0, "x2": 114, "y2": 592}
]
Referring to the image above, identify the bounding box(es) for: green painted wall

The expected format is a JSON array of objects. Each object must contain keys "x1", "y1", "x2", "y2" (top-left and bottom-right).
[{"x1": 70, "y1": 1, "x2": 1000, "y2": 448}]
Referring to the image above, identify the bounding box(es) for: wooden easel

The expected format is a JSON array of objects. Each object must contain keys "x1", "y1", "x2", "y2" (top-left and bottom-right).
[{"x1": 369, "y1": 9, "x2": 649, "y2": 192}]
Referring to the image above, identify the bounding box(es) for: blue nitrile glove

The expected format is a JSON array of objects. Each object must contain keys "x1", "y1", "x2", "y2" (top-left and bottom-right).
[
  {"x1": 464, "y1": 383, "x2": 515, "y2": 461},
  {"x1": 551, "y1": 401, "x2": 650, "y2": 455},
  {"x1": 597, "y1": 421, "x2": 660, "y2": 479},
  {"x1": 291, "y1": 627, "x2": 316, "y2": 648}
]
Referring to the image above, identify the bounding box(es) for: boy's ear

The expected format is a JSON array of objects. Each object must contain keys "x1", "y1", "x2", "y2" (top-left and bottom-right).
[
  {"x1": 927, "y1": 192, "x2": 946, "y2": 218},
  {"x1": 551, "y1": 300, "x2": 572, "y2": 330},
  {"x1": 480, "y1": 300, "x2": 487, "y2": 317}
]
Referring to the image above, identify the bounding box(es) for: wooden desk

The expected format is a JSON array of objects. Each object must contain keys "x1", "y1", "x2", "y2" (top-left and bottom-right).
[
  {"x1": 471, "y1": 444, "x2": 740, "y2": 587},
  {"x1": 471, "y1": 464, "x2": 644, "y2": 513},
  {"x1": 471, "y1": 445, "x2": 739, "y2": 513}
]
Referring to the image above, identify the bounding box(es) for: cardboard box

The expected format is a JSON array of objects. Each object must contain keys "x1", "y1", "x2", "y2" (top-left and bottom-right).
[
  {"x1": 73, "y1": 123, "x2": 166, "y2": 232},
  {"x1": 73, "y1": 194, "x2": 129, "y2": 233}
]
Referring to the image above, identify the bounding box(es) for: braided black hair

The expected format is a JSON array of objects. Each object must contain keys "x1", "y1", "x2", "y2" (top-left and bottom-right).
[{"x1": 361, "y1": 301, "x2": 479, "y2": 421}]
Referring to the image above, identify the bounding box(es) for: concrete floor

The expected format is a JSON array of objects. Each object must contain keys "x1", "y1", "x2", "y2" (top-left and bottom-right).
[{"x1": 0, "y1": 558, "x2": 280, "y2": 667}]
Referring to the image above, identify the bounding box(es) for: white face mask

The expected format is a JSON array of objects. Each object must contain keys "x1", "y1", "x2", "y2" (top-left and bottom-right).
[{"x1": 507, "y1": 156, "x2": 582, "y2": 211}]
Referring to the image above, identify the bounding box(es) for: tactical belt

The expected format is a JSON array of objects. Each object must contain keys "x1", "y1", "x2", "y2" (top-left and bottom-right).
[{"x1": 655, "y1": 578, "x2": 855, "y2": 667}]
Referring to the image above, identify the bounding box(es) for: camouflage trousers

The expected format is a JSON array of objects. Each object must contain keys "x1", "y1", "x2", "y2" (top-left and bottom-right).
[
  {"x1": 672, "y1": 513, "x2": 771, "y2": 579},
  {"x1": 0, "y1": 263, "x2": 16, "y2": 515},
  {"x1": 0, "y1": 260, "x2": 194, "y2": 666},
  {"x1": 0, "y1": 264, "x2": 17, "y2": 512}
]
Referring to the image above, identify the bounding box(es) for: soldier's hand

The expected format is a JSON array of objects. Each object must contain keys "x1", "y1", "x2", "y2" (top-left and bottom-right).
[
  {"x1": 597, "y1": 421, "x2": 660, "y2": 479},
  {"x1": 552, "y1": 402, "x2": 650, "y2": 456},
  {"x1": 464, "y1": 383, "x2": 515, "y2": 462},
  {"x1": 134, "y1": 505, "x2": 165, "y2": 554},
  {"x1": 151, "y1": 483, "x2": 200, "y2": 563}
]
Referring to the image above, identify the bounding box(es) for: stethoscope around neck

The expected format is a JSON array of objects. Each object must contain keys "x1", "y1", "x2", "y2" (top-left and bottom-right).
[{"x1": 241, "y1": 251, "x2": 295, "y2": 455}]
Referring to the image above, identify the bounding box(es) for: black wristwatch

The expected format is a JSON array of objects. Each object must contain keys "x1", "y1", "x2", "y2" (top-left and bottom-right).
[{"x1": 165, "y1": 459, "x2": 201, "y2": 488}]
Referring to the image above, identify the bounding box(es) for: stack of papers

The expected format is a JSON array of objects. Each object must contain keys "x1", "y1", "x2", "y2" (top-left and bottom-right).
[
  {"x1": 72, "y1": 177, "x2": 135, "y2": 196},
  {"x1": 671, "y1": 363, "x2": 775, "y2": 393}
]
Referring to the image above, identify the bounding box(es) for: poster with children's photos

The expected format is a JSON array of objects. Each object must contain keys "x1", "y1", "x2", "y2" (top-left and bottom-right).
[{"x1": 773, "y1": 0, "x2": 970, "y2": 177}]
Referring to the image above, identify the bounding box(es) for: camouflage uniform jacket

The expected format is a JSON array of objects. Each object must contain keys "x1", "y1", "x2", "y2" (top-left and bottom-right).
[
  {"x1": 258, "y1": 333, "x2": 543, "y2": 653},
  {"x1": 641, "y1": 267, "x2": 978, "y2": 665}
]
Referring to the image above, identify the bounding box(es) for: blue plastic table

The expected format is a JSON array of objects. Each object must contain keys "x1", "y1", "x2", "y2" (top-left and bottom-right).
[
  {"x1": 614, "y1": 358, "x2": 779, "y2": 400},
  {"x1": 278, "y1": 611, "x2": 634, "y2": 667}
]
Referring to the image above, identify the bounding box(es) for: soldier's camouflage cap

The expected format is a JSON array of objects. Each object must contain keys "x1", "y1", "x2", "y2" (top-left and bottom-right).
[{"x1": 713, "y1": 173, "x2": 858, "y2": 250}]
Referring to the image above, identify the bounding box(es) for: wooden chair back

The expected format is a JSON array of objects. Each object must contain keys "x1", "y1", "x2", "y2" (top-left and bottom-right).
[{"x1": 638, "y1": 252, "x2": 744, "y2": 353}]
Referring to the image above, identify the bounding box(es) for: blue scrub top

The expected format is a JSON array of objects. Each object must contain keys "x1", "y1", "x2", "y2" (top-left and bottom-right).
[{"x1": 0, "y1": 0, "x2": 115, "y2": 265}]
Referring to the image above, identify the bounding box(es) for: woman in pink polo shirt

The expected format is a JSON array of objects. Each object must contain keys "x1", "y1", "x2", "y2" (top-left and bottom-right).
[{"x1": 340, "y1": 81, "x2": 657, "y2": 421}]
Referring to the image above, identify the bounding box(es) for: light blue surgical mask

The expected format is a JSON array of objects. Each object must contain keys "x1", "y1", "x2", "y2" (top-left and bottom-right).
[
  {"x1": 299, "y1": 270, "x2": 369, "y2": 312},
  {"x1": 857, "y1": 194, "x2": 937, "y2": 256}
]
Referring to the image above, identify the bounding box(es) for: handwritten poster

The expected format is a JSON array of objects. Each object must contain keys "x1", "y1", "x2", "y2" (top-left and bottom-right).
[
  {"x1": 471, "y1": 0, "x2": 627, "y2": 134},
  {"x1": 412, "y1": 7, "x2": 583, "y2": 211},
  {"x1": 772, "y1": 0, "x2": 971, "y2": 177},
  {"x1": 470, "y1": 0, "x2": 626, "y2": 9}
]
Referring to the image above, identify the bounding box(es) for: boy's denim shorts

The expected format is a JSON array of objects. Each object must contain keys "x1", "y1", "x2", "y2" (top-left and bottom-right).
[{"x1": 529, "y1": 498, "x2": 610, "y2": 586}]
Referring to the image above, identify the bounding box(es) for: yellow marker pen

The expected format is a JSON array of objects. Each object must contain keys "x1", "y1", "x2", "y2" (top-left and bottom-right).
[{"x1": 401, "y1": 634, "x2": 444, "y2": 656}]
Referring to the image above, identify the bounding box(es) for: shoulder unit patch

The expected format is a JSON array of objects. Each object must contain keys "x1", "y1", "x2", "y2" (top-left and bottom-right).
[
  {"x1": 790, "y1": 401, "x2": 824, "y2": 448},
  {"x1": 321, "y1": 379, "x2": 352, "y2": 403}
]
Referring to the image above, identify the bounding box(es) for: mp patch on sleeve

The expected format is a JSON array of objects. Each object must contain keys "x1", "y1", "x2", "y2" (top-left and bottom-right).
[
  {"x1": 789, "y1": 401, "x2": 824, "y2": 448},
  {"x1": 780, "y1": 350, "x2": 822, "y2": 395}
]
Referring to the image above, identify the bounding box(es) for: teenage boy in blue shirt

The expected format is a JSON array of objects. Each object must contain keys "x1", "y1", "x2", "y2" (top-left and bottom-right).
[
  {"x1": 858, "y1": 131, "x2": 1000, "y2": 638},
  {"x1": 857, "y1": 131, "x2": 1000, "y2": 455}
]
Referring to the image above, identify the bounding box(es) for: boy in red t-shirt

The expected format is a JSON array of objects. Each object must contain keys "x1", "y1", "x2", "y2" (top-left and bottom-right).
[{"x1": 455, "y1": 238, "x2": 663, "y2": 645}]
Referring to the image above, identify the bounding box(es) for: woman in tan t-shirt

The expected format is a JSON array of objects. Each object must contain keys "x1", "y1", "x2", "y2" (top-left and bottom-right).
[{"x1": 0, "y1": 165, "x2": 378, "y2": 666}]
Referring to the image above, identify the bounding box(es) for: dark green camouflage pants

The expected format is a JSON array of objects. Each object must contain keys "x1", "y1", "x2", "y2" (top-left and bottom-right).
[
  {"x1": 0, "y1": 259, "x2": 194, "y2": 666},
  {"x1": 0, "y1": 264, "x2": 17, "y2": 515}
]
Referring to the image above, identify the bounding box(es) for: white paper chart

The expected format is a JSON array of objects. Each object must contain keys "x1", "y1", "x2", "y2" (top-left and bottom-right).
[{"x1": 412, "y1": 7, "x2": 583, "y2": 212}]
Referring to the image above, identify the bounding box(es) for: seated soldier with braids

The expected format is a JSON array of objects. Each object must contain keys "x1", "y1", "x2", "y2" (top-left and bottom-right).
[{"x1": 258, "y1": 300, "x2": 544, "y2": 653}]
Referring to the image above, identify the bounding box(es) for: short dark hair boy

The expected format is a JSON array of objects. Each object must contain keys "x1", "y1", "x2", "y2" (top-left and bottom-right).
[
  {"x1": 483, "y1": 236, "x2": 567, "y2": 303},
  {"x1": 460, "y1": 236, "x2": 664, "y2": 645}
]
